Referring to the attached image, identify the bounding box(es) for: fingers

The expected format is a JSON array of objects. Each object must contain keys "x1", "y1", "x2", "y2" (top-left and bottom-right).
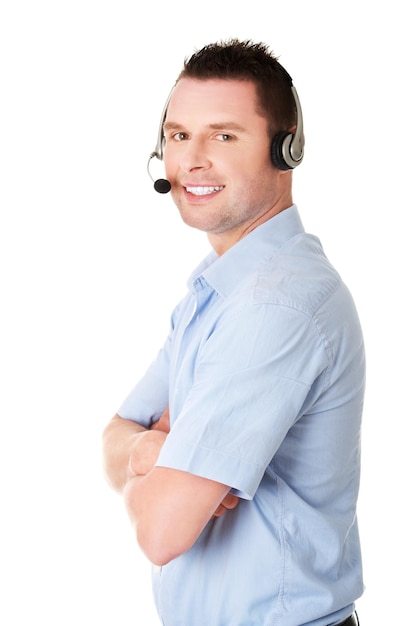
[
  {"x1": 221, "y1": 494, "x2": 239, "y2": 510},
  {"x1": 212, "y1": 494, "x2": 240, "y2": 518}
]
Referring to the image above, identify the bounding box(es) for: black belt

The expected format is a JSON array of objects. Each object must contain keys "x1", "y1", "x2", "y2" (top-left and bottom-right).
[{"x1": 335, "y1": 613, "x2": 359, "y2": 626}]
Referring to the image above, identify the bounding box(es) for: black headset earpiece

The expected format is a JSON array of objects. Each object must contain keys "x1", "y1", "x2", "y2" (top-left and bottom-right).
[
  {"x1": 270, "y1": 83, "x2": 305, "y2": 170},
  {"x1": 271, "y1": 132, "x2": 295, "y2": 170}
]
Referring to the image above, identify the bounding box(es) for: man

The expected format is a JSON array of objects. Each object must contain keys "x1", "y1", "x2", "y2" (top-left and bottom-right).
[{"x1": 102, "y1": 39, "x2": 365, "y2": 626}]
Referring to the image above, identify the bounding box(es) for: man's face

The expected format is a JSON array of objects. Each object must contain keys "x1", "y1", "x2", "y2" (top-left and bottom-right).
[{"x1": 163, "y1": 78, "x2": 290, "y2": 254}]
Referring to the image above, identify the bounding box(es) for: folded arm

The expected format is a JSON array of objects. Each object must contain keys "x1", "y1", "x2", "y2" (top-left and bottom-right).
[{"x1": 102, "y1": 411, "x2": 238, "y2": 564}]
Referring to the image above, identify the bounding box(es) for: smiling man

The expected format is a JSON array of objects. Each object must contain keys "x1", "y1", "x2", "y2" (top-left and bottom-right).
[{"x1": 102, "y1": 39, "x2": 365, "y2": 626}]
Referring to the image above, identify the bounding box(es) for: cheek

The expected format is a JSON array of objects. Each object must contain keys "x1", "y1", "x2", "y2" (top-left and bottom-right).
[
  {"x1": 162, "y1": 155, "x2": 171, "y2": 177},
  {"x1": 237, "y1": 145, "x2": 273, "y2": 171},
  {"x1": 234, "y1": 155, "x2": 275, "y2": 190},
  {"x1": 162, "y1": 148, "x2": 176, "y2": 175}
]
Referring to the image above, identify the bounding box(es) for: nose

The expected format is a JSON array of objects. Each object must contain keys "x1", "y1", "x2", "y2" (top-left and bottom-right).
[{"x1": 178, "y1": 138, "x2": 211, "y2": 173}]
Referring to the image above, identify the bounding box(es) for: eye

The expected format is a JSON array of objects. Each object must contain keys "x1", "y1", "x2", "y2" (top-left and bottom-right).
[
  {"x1": 172, "y1": 132, "x2": 188, "y2": 141},
  {"x1": 215, "y1": 133, "x2": 232, "y2": 141}
]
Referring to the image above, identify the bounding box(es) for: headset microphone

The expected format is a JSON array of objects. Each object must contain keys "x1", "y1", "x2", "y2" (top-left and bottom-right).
[
  {"x1": 154, "y1": 178, "x2": 171, "y2": 194},
  {"x1": 147, "y1": 151, "x2": 172, "y2": 194}
]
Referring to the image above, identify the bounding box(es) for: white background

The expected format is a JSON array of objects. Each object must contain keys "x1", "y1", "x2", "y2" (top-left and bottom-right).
[{"x1": 1, "y1": 1, "x2": 416, "y2": 624}]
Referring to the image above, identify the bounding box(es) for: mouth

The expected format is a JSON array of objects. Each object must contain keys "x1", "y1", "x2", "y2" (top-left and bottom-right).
[{"x1": 185, "y1": 185, "x2": 224, "y2": 196}]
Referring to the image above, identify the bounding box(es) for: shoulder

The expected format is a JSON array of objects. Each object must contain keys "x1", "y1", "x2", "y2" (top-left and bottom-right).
[{"x1": 253, "y1": 233, "x2": 344, "y2": 314}]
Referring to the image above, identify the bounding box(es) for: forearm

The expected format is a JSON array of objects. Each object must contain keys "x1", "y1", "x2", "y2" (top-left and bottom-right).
[
  {"x1": 123, "y1": 467, "x2": 231, "y2": 566},
  {"x1": 102, "y1": 414, "x2": 147, "y2": 493}
]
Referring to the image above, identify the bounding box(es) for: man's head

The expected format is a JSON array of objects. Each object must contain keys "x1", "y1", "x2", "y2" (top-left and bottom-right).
[{"x1": 160, "y1": 39, "x2": 302, "y2": 254}]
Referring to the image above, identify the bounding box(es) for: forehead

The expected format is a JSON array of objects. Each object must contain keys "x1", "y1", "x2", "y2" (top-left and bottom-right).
[{"x1": 165, "y1": 78, "x2": 264, "y2": 126}]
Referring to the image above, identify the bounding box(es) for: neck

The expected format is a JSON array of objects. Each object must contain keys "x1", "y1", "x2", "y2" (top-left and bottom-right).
[{"x1": 208, "y1": 192, "x2": 293, "y2": 256}]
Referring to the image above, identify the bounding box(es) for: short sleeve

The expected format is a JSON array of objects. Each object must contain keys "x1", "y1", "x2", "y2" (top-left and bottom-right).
[{"x1": 156, "y1": 302, "x2": 329, "y2": 498}]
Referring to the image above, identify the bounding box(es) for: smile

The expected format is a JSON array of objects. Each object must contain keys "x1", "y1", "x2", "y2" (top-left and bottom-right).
[{"x1": 185, "y1": 186, "x2": 224, "y2": 196}]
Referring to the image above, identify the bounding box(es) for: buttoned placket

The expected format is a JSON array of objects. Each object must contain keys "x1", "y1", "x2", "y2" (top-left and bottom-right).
[{"x1": 169, "y1": 276, "x2": 219, "y2": 421}]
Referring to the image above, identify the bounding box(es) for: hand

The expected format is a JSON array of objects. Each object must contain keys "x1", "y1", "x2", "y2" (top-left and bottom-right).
[
  {"x1": 127, "y1": 407, "x2": 170, "y2": 479},
  {"x1": 127, "y1": 429, "x2": 168, "y2": 478}
]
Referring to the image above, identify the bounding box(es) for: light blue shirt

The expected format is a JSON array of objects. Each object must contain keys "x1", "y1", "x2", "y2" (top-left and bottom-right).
[{"x1": 119, "y1": 205, "x2": 365, "y2": 626}]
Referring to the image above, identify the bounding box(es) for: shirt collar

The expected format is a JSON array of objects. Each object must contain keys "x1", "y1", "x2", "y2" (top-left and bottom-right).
[{"x1": 188, "y1": 205, "x2": 305, "y2": 298}]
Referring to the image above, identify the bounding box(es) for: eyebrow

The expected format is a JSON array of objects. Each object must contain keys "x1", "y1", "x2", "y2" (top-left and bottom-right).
[{"x1": 163, "y1": 121, "x2": 248, "y2": 133}]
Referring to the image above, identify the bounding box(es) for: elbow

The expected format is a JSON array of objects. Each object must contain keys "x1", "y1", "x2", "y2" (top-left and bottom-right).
[
  {"x1": 135, "y1": 528, "x2": 178, "y2": 566},
  {"x1": 124, "y1": 478, "x2": 187, "y2": 566}
]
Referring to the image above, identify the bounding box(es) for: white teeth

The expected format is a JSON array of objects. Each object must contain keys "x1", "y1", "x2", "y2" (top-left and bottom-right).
[{"x1": 186, "y1": 186, "x2": 224, "y2": 196}]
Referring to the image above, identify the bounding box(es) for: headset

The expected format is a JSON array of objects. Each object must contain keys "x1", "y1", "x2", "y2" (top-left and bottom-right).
[
  {"x1": 147, "y1": 69, "x2": 304, "y2": 194},
  {"x1": 270, "y1": 71, "x2": 305, "y2": 171}
]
